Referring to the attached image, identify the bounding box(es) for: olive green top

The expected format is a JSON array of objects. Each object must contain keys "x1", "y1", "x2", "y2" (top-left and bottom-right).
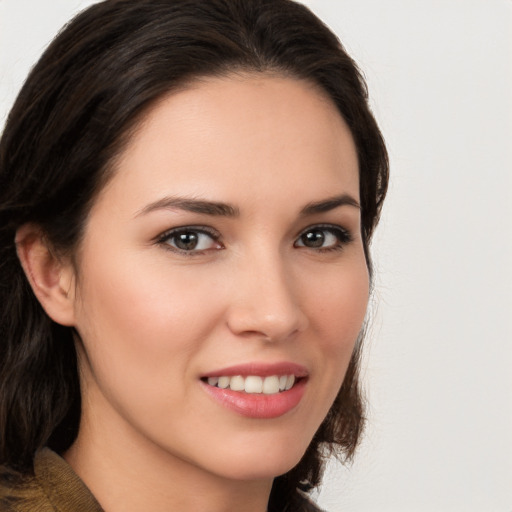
[{"x1": 0, "y1": 449, "x2": 103, "y2": 512}]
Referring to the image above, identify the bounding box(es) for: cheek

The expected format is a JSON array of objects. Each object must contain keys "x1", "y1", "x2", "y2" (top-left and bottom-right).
[
  {"x1": 72, "y1": 258, "x2": 215, "y2": 434},
  {"x1": 302, "y1": 256, "x2": 369, "y2": 397},
  {"x1": 307, "y1": 258, "x2": 369, "y2": 346},
  {"x1": 71, "y1": 249, "x2": 243, "y2": 429},
  {"x1": 75, "y1": 249, "x2": 220, "y2": 345}
]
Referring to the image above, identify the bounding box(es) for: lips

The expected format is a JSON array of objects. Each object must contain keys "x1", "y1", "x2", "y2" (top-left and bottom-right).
[{"x1": 200, "y1": 362, "x2": 308, "y2": 418}]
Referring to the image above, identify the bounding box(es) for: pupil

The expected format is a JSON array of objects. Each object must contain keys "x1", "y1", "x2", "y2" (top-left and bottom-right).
[
  {"x1": 303, "y1": 230, "x2": 324, "y2": 248},
  {"x1": 175, "y1": 232, "x2": 198, "y2": 250}
]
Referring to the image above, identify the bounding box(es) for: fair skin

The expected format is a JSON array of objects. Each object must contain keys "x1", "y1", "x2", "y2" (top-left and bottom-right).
[{"x1": 17, "y1": 74, "x2": 368, "y2": 512}]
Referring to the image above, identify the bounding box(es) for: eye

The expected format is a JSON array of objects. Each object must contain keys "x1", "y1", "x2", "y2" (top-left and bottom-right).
[
  {"x1": 294, "y1": 225, "x2": 352, "y2": 251},
  {"x1": 158, "y1": 227, "x2": 222, "y2": 253}
]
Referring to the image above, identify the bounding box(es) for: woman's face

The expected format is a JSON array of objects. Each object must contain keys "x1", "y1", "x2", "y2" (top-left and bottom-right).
[{"x1": 68, "y1": 75, "x2": 369, "y2": 482}]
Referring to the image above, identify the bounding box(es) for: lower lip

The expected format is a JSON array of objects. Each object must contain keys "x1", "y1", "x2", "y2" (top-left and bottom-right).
[{"x1": 200, "y1": 379, "x2": 307, "y2": 419}]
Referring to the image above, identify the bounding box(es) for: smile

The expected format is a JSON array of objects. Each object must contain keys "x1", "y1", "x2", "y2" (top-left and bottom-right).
[
  {"x1": 200, "y1": 363, "x2": 308, "y2": 419},
  {"x1": 205, "y1": 375, "x2": 296, "y2": 395}
]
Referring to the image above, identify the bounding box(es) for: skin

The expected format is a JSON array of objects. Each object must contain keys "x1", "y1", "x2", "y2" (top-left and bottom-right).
[{"x1": 23, "y1": 74, "x2": 369, "y2": 512}]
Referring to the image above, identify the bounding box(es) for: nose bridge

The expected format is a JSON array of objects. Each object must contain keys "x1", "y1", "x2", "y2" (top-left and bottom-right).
[{"x1": 226, "y1": 243, "x2": 308, "y2": 341}]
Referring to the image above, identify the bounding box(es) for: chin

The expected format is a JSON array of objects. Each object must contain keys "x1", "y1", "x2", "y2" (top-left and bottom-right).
[{"x1": 204, "y1": 434, "x2": 311, "y2": 482}]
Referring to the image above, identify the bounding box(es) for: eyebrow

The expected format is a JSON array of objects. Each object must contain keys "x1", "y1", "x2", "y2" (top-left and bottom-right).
[
  {"x1": 136, "y1": 193, "x2": 359, "y2": 219},
  {"x1": 135, "y1": 196, "x2": 240, "y2": 218},
  {"x1": 300, "y1": 194, "x2": 360, "y2": 215}
]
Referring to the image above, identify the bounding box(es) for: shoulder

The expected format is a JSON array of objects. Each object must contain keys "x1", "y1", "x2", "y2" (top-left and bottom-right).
[
  {"x1": 1, "y1": 449, "x2": 103, "y2": 512},
  {"x1": 0, "y1": 464, "x2": 53, "y2": 512}
]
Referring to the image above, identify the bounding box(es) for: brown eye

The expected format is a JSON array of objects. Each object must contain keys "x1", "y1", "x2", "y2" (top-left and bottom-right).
[
  {"x1": 300, "y1": 229, "x2": 326, "y2": 248},
  {"x1": 174, "y1": 231, "x2": 200, "y2": 250},
  {"x1": 159, "y1": 227, "x2": 221, "y2": 253},
  {"x1": 295, "y1": 225, "x2": 352, "y2": 251}
]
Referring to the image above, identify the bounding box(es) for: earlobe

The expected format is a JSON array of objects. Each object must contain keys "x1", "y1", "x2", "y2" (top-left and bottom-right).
[{"x1": 15, "y1": 224, "x2": 76, "y2": 327}]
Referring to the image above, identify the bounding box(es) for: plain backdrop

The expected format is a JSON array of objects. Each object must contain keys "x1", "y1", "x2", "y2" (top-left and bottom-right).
[{"x1": 1, "y1": 1, "x2": 511, "y2": 511}]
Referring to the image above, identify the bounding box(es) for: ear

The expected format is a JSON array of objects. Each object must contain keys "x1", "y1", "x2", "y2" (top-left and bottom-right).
[{"x1": 15, "y1": 224, "x2": 76, "y2": 326}]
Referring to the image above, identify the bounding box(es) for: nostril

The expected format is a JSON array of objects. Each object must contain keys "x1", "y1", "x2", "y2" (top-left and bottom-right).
[{"x1": 226, "y1": 307, "x2": 308, "y2": 343}]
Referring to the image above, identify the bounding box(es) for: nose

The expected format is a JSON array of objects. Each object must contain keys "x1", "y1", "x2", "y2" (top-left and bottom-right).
[{"x1": 225, "y1": 249, "x2": 309, "y2": 342}]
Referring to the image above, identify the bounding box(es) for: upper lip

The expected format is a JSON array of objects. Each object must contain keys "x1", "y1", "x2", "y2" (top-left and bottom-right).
[{"x1": 201, "y1": 362, "x2": 309, "y2": 379}]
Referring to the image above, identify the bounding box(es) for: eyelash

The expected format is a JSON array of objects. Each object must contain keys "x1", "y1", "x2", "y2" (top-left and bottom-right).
[
  {"x1": 156, "y1": 224, "x2": 353, "y2": 256},
  {"x1": 294, "y1": 224, "x2": 353, "y2": 253}
]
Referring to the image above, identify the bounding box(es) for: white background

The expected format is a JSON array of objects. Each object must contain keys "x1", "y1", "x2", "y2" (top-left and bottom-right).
[{"x1": 1, "y1": 1, "x2": 511, "y2": 511}]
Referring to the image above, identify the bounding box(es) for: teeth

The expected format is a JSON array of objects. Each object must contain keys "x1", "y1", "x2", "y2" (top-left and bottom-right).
[
  {"x1": 229, "y1": 375, "x2": 245, "y2": 391},
  {"x1": 206, "y1": 374, "x2": 297, "y2": 394},
  {"x1": 218, "y1": 376, "x2": 230, "y2": 389},
  {"x1": 262, "y1": 375, "x2": 280, "y2": 394},
  {"x1": 244, "y1": 376, "x2": 263, "y2": 393},
  {"x1": 207, "y1": 377, "x2": 219, "y2": 387}
]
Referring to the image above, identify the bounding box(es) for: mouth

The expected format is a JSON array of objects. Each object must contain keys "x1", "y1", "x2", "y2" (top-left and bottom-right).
[
  {"x1": 201, "y1": 374, "x2": 300, "y2": 395},
  {"x1": 199, "y1": 363, "x2": 308, "y2": 419}
]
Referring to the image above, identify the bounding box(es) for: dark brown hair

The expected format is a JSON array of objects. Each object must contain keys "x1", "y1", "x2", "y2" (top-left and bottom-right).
[{"x1": 0, "y1": 0, "x2": 388, "y2": 508}]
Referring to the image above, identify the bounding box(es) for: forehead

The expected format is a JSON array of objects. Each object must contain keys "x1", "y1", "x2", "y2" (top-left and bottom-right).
[{"x1": 97, "y1": 74, "x2": 360, "y2": 212}]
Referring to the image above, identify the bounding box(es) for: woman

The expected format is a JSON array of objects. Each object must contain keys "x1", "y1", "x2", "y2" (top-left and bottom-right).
[{"x1": 0, "y1": 0, "x2": 388, "y2": 510}]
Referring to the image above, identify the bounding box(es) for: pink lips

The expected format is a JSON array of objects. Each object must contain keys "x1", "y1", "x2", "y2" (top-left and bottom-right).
[
  {"x1": 201, "y1": 362, "x2": 309, "y2": 379},
  {"x1": 200, "y1": 362, "x2": 308, "y2": 419}
]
